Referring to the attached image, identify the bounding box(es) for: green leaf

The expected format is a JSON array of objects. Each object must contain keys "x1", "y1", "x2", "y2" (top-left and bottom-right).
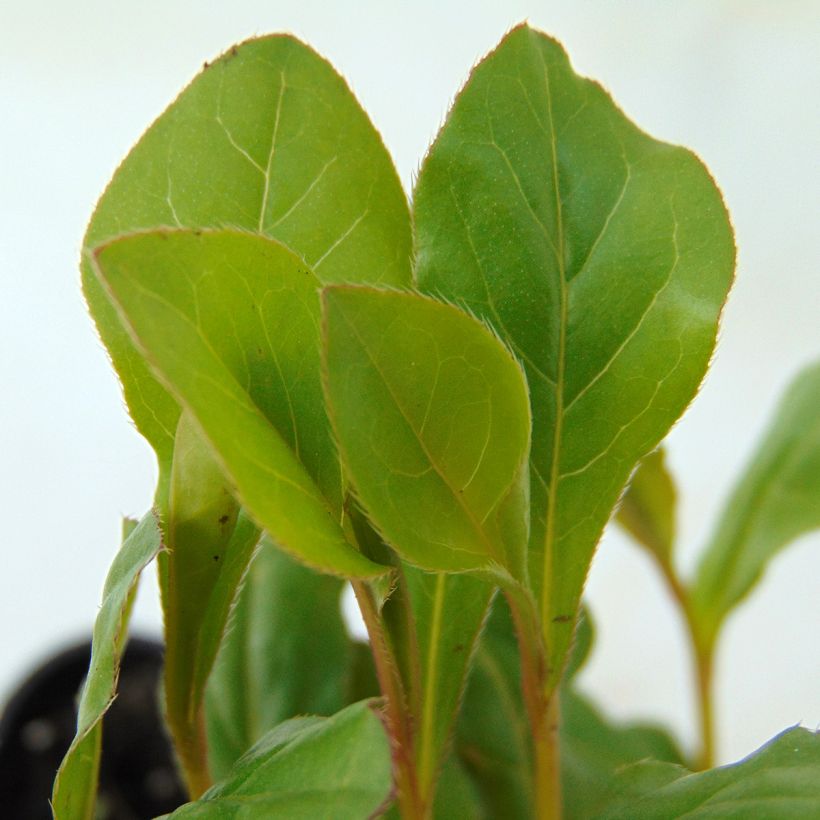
[
  {"x1": 82, "y1": 34, "x2": 411, "y2": 500},
  {"x1": 691, "y1": 362, "x2": 820, "y2": 646},
  {"x1": 456, "y1": 597, "x2": 535, "y2": 820},
  {"x1": 206, "y1": 537, "x2": 353, "y2": 780},
  {"x1": 616, "y1": 447, "x2": 677, "y2": 568},
  {"x1": 348, "y1": 506, "x2": 494, "y2": 804},
  {"x1": 413, "y1": 23, "x2": 735, "y2": 681},
  {"x1": 92, "y1": 229, "x2": 385, "y2": 579},
  {"x1": 162, "y1": 411, "x2": 250, "y2": 767},
  {"x1": 455, "y1": 600, "x2": 682, "y2": 820},
  {"x1": 598, "y1": 727, "x2": 820, "y2": 819},
  {"x1": 432, "y1": 754, "x2": 487, "y2": 819},
  {"x1": 169, "y1": 701, "x2": 393, "y2": 819},
  {"x1": 52, "y1": 512, "x2": 162, "y2": 820},
  {"x1": 322, "y1": 285, "x2": 531, "y2": 578},
  {"x1": 403, "y1": 568, "x2": 494, "y2": 798},
  {"x1": 560, "y1": 690, "x2": 684, "y2": 820}
]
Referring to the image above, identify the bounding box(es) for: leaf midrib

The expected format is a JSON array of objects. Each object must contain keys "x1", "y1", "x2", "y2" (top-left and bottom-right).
[{"x1": 538, "y1": 47, "x2": 568, "y2": 633}]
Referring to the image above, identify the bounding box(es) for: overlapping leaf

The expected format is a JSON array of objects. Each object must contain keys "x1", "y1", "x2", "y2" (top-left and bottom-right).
[
  {"x1": 414, "y1": 23, "x2": 735, "y2": 681},
  {"x1": 52, "y1": 513, "x2": 162, "y2": 820},
  {"x1": 162, "y1": 412, "x2": 252, "y2": 781},
  {"x1": 206, "y1": 537, "x2": 353, "y2": 780},
  {"x1": 616, "y1": 448, "x2": 677, "y2": 568},
  {"x1": 691, "y1": 362, "x2": 820, "y2": 646},
  {"x1": 403, "y1": 569, "x2": 494, "y2": 799},
  {"x1": 82, "y1": 34, "x2": 411, "y2": 498},
  {"x1": 599, "y1": 727, "x2": 820, "y2": 819},
  {"x1": 348, "y1": 508, "x2": 495, "y2": 808},
  {"x1": 169, "y1": 701, "x2": 392, "y2": 819},
  {"x1": 93, "y1": 229, "x2": 384, "y2": 579},
  {"x1": 322, "y1": 286, "x2": 531, "y2": 578},
  {"x1": 455, "y1": 600, "x2": 683, "y2": 819}
]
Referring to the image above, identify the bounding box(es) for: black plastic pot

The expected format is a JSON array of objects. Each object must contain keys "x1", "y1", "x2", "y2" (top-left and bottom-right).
[{"x1": 0, "y1": 637, "x2": 186, "y2": 819}]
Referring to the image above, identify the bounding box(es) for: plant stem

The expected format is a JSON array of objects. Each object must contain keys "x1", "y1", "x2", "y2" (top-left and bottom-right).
[
  {"x1": 655, "y1": 561, "x2": 716, "y2": 770},
  {"x1": 352, "y1": 580, "x2": 429, "y2": 820},
  {"x1": 505, "y1": 588, "x2": 562, "y2": 820},
  {"x1": 693, "y1": 641, "x2": 715, "y2": 770}
]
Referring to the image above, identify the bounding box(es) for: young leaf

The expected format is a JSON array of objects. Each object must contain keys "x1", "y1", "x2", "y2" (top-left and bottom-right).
[
  {"x1": 206, "y1": 537, "x2": 353, "y2": 780},
  {"x1": 52, "y1": 512, "x2": 162, "y2": 820},
  {"x1": 691, "y1": 362, "x2": 820, "y2": 646},
  {"x1": 169, "y1": 701, "x2": 392, "y2": 819},
  {"x1": 162, "y1": 411, "x2": 250, "y2": 786},
  {"x1": 82, "y1": 34, "x2": 412, "y2": 499},
  {"x1": 616, "y1": 448, "x2": 677, "y2": 568},
  {"x1": 347, "y1": 507, "x2": 494, "y2": 807},
  {"x1": 403, "y1": 568, "x2": 494, "y2": 799},
  {"x1": 92, "y1": 229, "x2": 385, "y2": 579},
  {"x1": 456, "y1": 597, "x2": 535, "y2": 819},
  {"x1": 322, "y1": 286, "x2": 531, "y2": 578},
  {"x1": 599, "y1": 727, "x2": 820, "y2": 819},
  {"x1": 414, "y1": 23, "x2": 735, "y2": 680}
]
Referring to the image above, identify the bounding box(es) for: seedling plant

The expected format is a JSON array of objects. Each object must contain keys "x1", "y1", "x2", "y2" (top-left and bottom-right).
[{"x1": 52, "y1": 24, "x2": 820, "y2": 820}]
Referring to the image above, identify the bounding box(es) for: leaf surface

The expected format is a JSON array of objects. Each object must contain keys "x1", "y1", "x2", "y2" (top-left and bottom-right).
[
  {"x1": 93, "y1": 229, "x2": 385, "y2": 579},
  {"x1": 599, "y1": 727, "x2": 820, "y2": 819},
  {"x1": 455, "y1": 600, "x2": 683, "y2": 820},
  {"x1": 347, "y1": 507, "x2": 494, "y2": 804},
  {"x1": 52, "y1": 513, "x2": 162, "y2": 820},
  {"x1": 403, "y1": 568, "x2": 493, "y2": 797},
  {"x1": 170, "y1": 701, "x2": 392, "y2": 819},
  {"x1": 691, "y1": 362, "x2": 820, "y2": 645},
  {"x1": 413, "y1": 23, "x2": 735, "y2": 680},
  {"x1": 616, "y1": 448, "x2": 677, "y2": 568},
  {"x1": 322, "y1": 286, "x2": 531, "y2": 577},
  {"x1": 206, "y1": 537, "x2": 352, "y2": 780},
  {"x1": 162, "y1": 411, "x2": 252, "y2": 762},
  {"x1": 82, "y1": 34, "x2": 411, "y2": 496},
  {"x1": 560, "y1": 690, "x2": 683, "y2": 820}
]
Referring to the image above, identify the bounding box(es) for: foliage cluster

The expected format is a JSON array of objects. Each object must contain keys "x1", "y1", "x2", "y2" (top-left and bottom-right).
[{"x1": 52, "y1": 25, "x2": 820, "y2": 819}]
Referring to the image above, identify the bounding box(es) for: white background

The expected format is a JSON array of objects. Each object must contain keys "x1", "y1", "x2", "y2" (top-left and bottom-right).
[{"x1": 2, "y1": 0, "x2": 818, "y2": 767}]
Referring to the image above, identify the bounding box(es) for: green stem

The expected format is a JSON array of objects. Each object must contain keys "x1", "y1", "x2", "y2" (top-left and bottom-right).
[
  {"x1": 655, "y1": 561, "x2": 716, "y2": 770},
  {"x1": 693, "y1": 639, "x2": 715, "y2": 770},
  {"x1": 352, "y1": 580, "x2": 429, "y2": 820}
]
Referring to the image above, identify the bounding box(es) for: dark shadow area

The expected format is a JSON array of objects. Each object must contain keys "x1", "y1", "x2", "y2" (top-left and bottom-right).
[{"x1": 0, "y1": 637, "x2": 186, "y2": 819}]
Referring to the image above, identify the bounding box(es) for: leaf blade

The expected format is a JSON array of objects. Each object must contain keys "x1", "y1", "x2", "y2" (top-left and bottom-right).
[
  {"x1": 414, "y1": 24, "x2": 734, "y2": 678},
  {"x1": 404, "y1": 569, "x2": 494, "y2": 798},
  {"x1": 691, "y1": 362, "x2": 820, "y2": 645},
  {"x1": 83, "y1": 35, "x2": 411, "y2": 495},
  {"x1": 599, "y1": 727, "x2": 820, "y2": 819},
  {"x1": 205, "y1": 537, "x2": 353, "y2": 780},
  {"x1": 616, "y1": 447, "x2": 677, "y2": 568},
  {"x1": 51, "y1": 512, "x2": 163, "y2": 820},
  {"x1": 92, "y1": 229, "x2": 385, "y2": 579},
  {"x1": 322, "y1": 286, "x2": 531, "y2": 577},
  {"x1": 171, "y1": 701, "x2": 392, "y2": 819}
]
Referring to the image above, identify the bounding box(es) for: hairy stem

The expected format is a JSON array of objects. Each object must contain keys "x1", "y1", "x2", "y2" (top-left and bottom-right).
[
  {"x1": 506, "y1": 587, "x2": 562, "y2": 820},
  {"x1": 352, "y1": 580, "x2": 429, "y2": 820}
]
